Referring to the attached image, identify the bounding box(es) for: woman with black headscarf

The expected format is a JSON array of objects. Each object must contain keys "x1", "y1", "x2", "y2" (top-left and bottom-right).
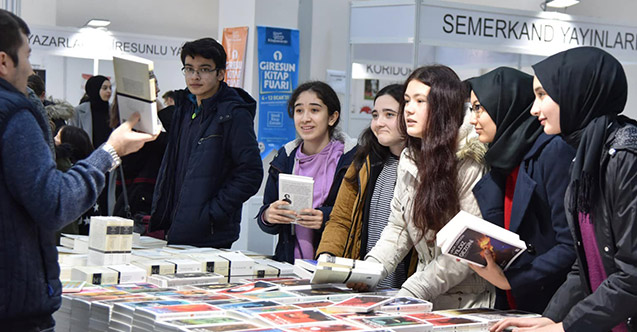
[
  {"x1": 465, "y1": 67, "x2": 576, "y2": 314},
  {"x1": 491, "y1": 48, "x2": 637, "y2": 332},
  {"x1": 70, "y1": 75, "x2": 114, "y2": 218}
]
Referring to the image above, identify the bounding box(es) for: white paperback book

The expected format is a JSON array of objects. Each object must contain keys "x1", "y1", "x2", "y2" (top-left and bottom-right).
[
  {"x1": 112, "y1": 53, "x2": 161, "y2": 135},
  {"x1": 278, "y1": 173, "x2": 314, "y2": 219}
]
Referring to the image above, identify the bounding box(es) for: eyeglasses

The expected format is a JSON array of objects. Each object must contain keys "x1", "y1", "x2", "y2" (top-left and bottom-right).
[
  {"x1": 470, "y1": 103, "x2": 485, "y2": 117},
  {"x1": 181, "y1": 67, "x2": 219, "y2": 77}
]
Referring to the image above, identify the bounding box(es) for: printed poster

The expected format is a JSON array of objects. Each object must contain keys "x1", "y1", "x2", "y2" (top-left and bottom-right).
[
  {"x1": 222, "y1": 26, "x2": 248, "y2": 88},
  {"x1": 257, "y1": 26, "x2": 299, "y2": 158}
]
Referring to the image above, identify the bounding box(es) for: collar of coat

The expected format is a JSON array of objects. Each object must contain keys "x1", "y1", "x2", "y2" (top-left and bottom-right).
[
  {"x1": 281, "y1": 127, "x2": 357, "y2": 157},
  {"x1": 401, "y1": 134, "x2": 487, "y2": 179}
]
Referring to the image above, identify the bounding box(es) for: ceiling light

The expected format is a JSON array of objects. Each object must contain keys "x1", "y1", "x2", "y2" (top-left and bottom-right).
[
  {"x1": 545, "y1": 0, "x2": 580, "y2": 8},
  {"x1": 84, "y1": 19, "x2": 111, "y2": 28}
]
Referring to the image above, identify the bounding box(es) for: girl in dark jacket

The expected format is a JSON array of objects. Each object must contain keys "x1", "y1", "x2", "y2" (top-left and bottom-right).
[
  {"x1": 316, "y1": 84, "x2": 409, "y2": 288},
  {"x1": 257, "y1": 81, "x2": 357, "y2": 263},
  {"x1": 492, "y1": 48, "x2": 637, "y2": 332},
  {"x1": 465, "y1": 67, "x2": 576, "y2": 314}
]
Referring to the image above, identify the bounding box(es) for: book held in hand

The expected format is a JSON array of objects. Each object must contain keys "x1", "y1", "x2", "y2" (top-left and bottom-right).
[
  {"x1": 436, "y1": 211, "x2": 527, "y2": 270},
  {"x1": 112, "y1": 53, "x2": 161, "y2": 134},
  {"x1": 278, "y1": 174, "x2": 314, "y2": 218}
]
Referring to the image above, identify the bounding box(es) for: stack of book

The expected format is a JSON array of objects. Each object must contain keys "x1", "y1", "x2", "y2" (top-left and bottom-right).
[
  {"x1": 294, "y1": 255, "x2": 383, "y2": 286},
  {"x1": 88, "y1": 216, "x2": 134, "y2": 266}
]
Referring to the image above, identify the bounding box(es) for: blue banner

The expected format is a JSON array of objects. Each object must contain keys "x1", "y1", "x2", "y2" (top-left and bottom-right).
[{"x1": 257, "y1": 26, "x2": 299, "y2": 158}]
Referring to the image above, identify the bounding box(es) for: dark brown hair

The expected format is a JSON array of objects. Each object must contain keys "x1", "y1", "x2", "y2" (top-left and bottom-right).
[
  {"x1": 287, "y1": 81, "x2": 341, "y2": 138},
  {"x1": 399, "y1": 65, "x2": 465, "y2": 241},
  {"x1": 346, "y1": 84, "x2": 403, "y2": 186}
]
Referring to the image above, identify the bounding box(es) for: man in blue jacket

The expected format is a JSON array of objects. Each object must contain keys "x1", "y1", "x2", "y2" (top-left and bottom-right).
[
  {"x1": 0, "y1": 9, "x2": 156, "y2": 330},
  {"x1": 150, "y1": 38, "x2": 263, "y2": 248}
]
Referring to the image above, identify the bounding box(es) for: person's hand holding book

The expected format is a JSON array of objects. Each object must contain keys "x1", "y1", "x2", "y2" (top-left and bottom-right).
[
  {"x1": 295, "y1": 208, "x2": 323, "y2": 229},
  {"x1": 264, "y1": 200, "x2": 297, "y2": 224},
  {"x1": 468, "y1": 248, "x2": 511, "y2": 290}
]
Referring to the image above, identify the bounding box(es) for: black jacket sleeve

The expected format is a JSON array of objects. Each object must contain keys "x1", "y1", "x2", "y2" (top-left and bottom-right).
[{"x1": 560, "y1": 149, "x2": 637, "y2": 331}]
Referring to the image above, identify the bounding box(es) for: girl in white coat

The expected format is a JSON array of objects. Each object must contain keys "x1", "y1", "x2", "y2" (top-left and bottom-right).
[{"x1": 351, "y1": 65, "x2": 495, "y2": 310}]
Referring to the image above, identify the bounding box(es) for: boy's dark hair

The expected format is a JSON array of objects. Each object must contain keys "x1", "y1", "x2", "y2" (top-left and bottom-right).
[
  {"x1": 180, "y1": 38, "x2": 227, "y2": 70},
  {"x1": 287, "y1": 81, "x2": 341, "y2": 137},
  {"x1": 162, "y1": 90, "x2": 175, "y2": 100},
  {"x1": 28, "y1": 74, "x2": 45, "y2": 97},
  {"x1": 0, "y1": 9, "x2": 30, "y2": 66}
]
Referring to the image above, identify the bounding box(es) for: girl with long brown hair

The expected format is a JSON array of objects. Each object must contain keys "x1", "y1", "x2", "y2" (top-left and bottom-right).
[{"x1": 352, "y1": 65, "x2": 494, "y2": 309}]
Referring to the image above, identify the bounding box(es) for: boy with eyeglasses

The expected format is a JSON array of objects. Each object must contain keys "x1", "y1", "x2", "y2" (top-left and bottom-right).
[{"x1": 150, "y1": 37, "x2": 263, "y2": 248}]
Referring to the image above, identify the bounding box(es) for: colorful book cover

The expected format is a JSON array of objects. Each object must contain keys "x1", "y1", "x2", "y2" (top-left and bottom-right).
[
  {"x1": 407, "y1": 312, "x2": 448, "y2": 320},
  {"x1": 194, "y1": 283, "x2": 243, "y2": 291},
  {"x1": 291, "y1": 287, "x2": 354, "y2": 296},
  {"x1": 164, "y1": 316, "x2": 243, "y2": 326},
  {"x1": 240, "y1": 305, "x2": 301, "y2": 314},
  {"x1": 426, "y1": 317, "x2": 482, "y2": 326},
  {"x1": 448, "y1": 228, "x2": 523, "y2": 269},
  {"x1": 217, "y1": 300, "x2": 281, "y2": 310},
  {"x1": 354, "y1": 315, "x2": 424, "y2": 328},
  {"x1": 188, "y1": 323, "x2": 261, "y2": 331},
  {"x1": 239, "y1": 290, "x2": 298, "y2": 300},
  {"x1": 285, "y1": 323, "x2": 364, "y2": 332},
  {"x1": 331, "y1": 295, "x2": 392, "y2": 312},
  {"x1": 436, "y1": 307, "x2": 500, "y2": 316},
  {"x1": 61, "y1": 281, "x2": 85, "y2": 293},
  {"x1": 218, "y1": 281, "x2": 277, "y2": 295},
  {"x1": 379, "y1": 297, "x2": 432, "y2": 312},
  {"x1": 294, "y1": 300, "x2": 334, "y2": 308},
  {"x1": 142, "y1": 303, "x2": 219, "y2": 314},
  {"x1": 258, "y1": 309, "x2": 336, "y2": 325}
]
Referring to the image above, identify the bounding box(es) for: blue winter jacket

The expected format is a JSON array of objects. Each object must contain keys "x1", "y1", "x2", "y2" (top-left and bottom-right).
[
  {"x1": 150, "y1": 82, "x2": 263, "y2": 248},
  {"x1": 0, "y1": 78, "x2": 112, "y2": 323},
  {"x1": 257, "y1": 136, "x2": 358, "y2": 263},
  {"x1": 472, "y1": 133, "x2": 576, "y2": 313}
]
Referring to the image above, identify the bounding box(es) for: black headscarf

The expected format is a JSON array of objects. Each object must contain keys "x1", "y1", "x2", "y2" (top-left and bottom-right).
[
  {"x1": 467, "y1": 67, "x2": 542, "y2": 173},
  {"x1": 85, "y1": 75, "x2": 109, "y2": 109},
  {"x1": 533, "y1": 47, "x2": 627, "y2": 213},
  {"x1": 85, "y1": 75, "x2": 111, "y2": 146}
]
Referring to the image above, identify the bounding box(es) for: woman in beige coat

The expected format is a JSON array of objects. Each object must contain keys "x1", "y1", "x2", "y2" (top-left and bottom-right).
[{"x1": 351, "y1": 65, "x2": 494, "y2": 310}]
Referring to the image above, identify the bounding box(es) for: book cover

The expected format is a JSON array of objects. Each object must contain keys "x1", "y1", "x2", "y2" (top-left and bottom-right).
[
  {"x1": 406, "y1": 312, "x2": 448, "y2": 320},
  {"x1": 294, "y1": 300, "x2": 334, "y2": 308},
  {"x1": 61, "y1": 281, "x2": 85, "y2": 293},
  {"x1": 278, "y1": 174, "x2": 314, "y2": 216},
  {"x1": 425, "y1": 316, "x2": 485, "y2": 326},
  {"x1": 239, "y1": 305, "x2": 301, "y2": 315},
  {"x1": 194, "y1": 282, "x2": 243, "y2": 291},
  {"x1": 217, "y1": 300, "x2": 281, "y2": 310},
  {"x1": 437, "y1": 211, "x2": 527, "y2": 270},
  {"x1": 239, "y1": 290, "x2": 299, "y2": 301},
  {"x1": 379, "y1": 296, "x2": 433, "y2": 313},
  {"x1": 163, "y1": 316, "x2": 244, "y2": 326},
  {"x1": 353, "y1": 315, "x2": 426, "y2": 328},
  {"x1": 217, "y1": 281, "x2": 278, "y2": 295},
  {"x1": 330, "y1": 295, "x2": 392, "y2": 313},
  {"x1": 258, "y1": 309, "x2": 336, "y2": 325},
  {"x1": 112, "y1": 53, "x2": 156, "y2": 101},
  {"x1": 187, "y1": 323, "x2": 261, "y2": 332},
  {"x1": 285, "y1": 323, "x2": 364, "y2": 332}
]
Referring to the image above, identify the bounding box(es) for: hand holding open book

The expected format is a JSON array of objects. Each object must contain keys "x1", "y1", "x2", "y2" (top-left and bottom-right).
[{"x1": 436, "y1": 211, "x2": 527, "y2": 271}]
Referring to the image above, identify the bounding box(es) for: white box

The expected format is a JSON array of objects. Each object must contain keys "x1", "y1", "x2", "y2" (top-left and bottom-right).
[
  {"x1": 71, "y1": 266, "x2": 118, "y2": 285},
  {"x1": 164, "y1": 258, "x2": 202, "y2": 273},
  {"x1": 218, "y1": 251, "x2": 254, "y2": 277},
  {"x1": 131, "y1": 260, "x2": 176, "y2": 276},
  {"x1": 108, "y1": 264, "x2": 147, "y2": 284}
]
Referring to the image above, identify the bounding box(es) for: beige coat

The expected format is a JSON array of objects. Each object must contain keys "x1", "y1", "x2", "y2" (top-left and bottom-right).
[{"x1": 366, "y1": 136, "x2": 495, "y2": 310}]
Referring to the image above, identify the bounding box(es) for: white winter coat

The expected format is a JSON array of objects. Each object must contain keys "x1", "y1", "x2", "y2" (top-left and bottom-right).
[{"x1": 366, "y1": 136, "x2": 495, "y2": 310}]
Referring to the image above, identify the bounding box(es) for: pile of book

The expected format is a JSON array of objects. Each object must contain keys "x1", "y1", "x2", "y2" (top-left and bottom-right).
[
  {"x1": 53, "y1": 275, "x2": 540, "y2": 332},
  {"x1": 294, "y1": 255, "x2": 384, "y2": 286},
  {"x1": 58, "y1": 239, "x2": 295, "y2": 286}
]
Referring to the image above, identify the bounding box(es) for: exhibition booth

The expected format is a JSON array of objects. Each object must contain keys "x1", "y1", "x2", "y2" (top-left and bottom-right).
[{"x1": 346, "y1": 0, "x2": 637, "y2": 135}]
